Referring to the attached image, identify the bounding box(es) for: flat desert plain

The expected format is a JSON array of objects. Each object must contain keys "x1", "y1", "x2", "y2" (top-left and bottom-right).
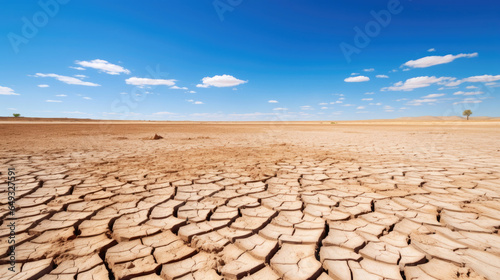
[{"x1": 1, "y1": 120, "x2": 500, "y2": 280}]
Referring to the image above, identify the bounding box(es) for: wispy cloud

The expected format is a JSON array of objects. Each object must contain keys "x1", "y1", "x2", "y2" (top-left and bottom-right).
[
  {"x1": 125, "y1": 77, "x2": 176, "y2": 87},
  {"x1": 453, "y1": 91, "x2": 484, "y2": 96},
  {"x1": 38, "y1": 84, "x2": 49, "y2": 88},
  {"x1": 187, "y1": 99, "x2": 203, "y2": 105},
  {"x1": 363, "y1": 68, "x2": 375, "y2": 72},
  {"x1": 273, "y1": 107, "x2": 288, "y2": 111},
  {"x1": 46, "y1": 100, "x2": 62, "y2": 103},
  {"x1": 56, "y1": 94, "x2": 67, "y2": 97},
  {"x1": 376, "y1": 75, "x2": 389, "y2": 78},
  {"x1": 268, "y1": 100, "x2": 278, "y2": 103},
  {"x1": 34, "y1": 73, "x2": 100, "y2": 86},
  {"x1": 382, "y1": 76, "x2": 454, "y2": 91},
  {"x1": 446, "y1": 75, "x2": 500, "y2": 87},
  {"x1": 407, "y1": 98, "x2": 438, "y2": 106},
  {"x1": 453, "y1": 98, "x2": 482, "y2": 105},
  {"x1": 75, "y1": 59, "x2": 130, "y2": 75},
  {"x1": 153, "y1": 111, "x2": 177, "y2": 115},
  {"x1": 422, "y1": 93, "x2": 445, "y2": 98},
  {"x1": 427, "y1": 48, "x2": 436, "y2": 52},
  {"x1": 403, "y1": 52, "x2": 478, "y2": 68}
]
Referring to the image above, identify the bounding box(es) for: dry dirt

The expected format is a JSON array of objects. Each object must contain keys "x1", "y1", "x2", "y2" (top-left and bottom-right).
[{"x1": 0, "y1": 121, "x2": 500, "y2": 280}]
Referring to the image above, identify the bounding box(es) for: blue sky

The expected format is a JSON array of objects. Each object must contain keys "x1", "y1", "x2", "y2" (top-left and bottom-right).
[{"x1": 1, "y1": 0, "x2": 499, "y2": 120}]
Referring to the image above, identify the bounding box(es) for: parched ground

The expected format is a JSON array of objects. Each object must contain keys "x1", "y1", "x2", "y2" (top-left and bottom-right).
[{"x1": 0, "y1": 122, "x2": 500, "y2": 280}]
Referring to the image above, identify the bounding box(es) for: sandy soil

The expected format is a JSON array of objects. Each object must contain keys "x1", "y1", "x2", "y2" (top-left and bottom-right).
[{"x1": 0, "y1": 121, "x2": 499, "y2": 280}]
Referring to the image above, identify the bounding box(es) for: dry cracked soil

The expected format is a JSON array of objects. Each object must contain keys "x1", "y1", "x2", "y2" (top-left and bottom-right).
[{"x1": 0, "y1": 121, "x2": 500, "y2": 280}]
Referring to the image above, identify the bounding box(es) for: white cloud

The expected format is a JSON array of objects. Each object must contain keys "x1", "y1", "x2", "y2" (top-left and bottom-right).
[
  {"x1": 125, "y1": 77, "x2": 176, "y2": 87},
  {"x1": 268, "y1": 100, "x2": 278, "y2": 103},
  {"x1": 189, "y1": 90, "x2": 196, "y2": 93},
  {"x1": 300, "y1": 105, "x2": 313, "y2": 110},
  {"x1": 273, "y1": 107, "x2": 288, "y2": 111},
  {"x1": 153, "y1": 111, "x2": 177, "y2": 115},
  {"x1": 0, "y1": 86, "x2": 20, "y2": 95},
  {"x1": 427, "y1": 48, "x2": 436, "y2": 52},
  {"x1": 321, "y1": 107, "x2": 328, "y2": 110},
  {"x1": 75, "y1": 59, "x2": 130, "y2": 75},
  {"x1": 453, "y1": 91, "x2": 483, "y2": 96},
  {"x1": 170, "y1": 86, "x2": 188, "y2": 90},
  {"x1": 369, "y1": 102, "x2": 382, "y2": 106},
  {"x1": 120, "y1": 92, "x2": 128, "y2": 95},
  {"x1": 56, "y1": 94, "x2": 67, "y2": 97},
  {"x1": 74, "y1": 74, "x2": 87, "y2": 78},
  {"x1": 361, "y1": 98, "x2": 373, "y2": 101},
  {"x1": 382, "y1": 76, "x2": 454, "y2": 91},
  {"x1": 422, "y1": 93, "x2": 445, "y2": 98},
  {"x1": 466, "y1": 85, "x2": 478, "y2": 89},
  {"x1": 38, "y1": 84, "x2": 49, "y2": 88},
  {"x1": 342, "y1": 104, "x2": 355, "y2": 107},
  {"x1": 344, "y1": 76, "x2": 370, "y2": 82},
  {"x1": 83, "y1": 97, "x2": 92, "y2": 100},
  {"x1": 356, "y1": 106, "x2": 365, "y2": 110},
  {"x1": 453, "y1": 98, "x2": 482, "y2": 105},
  {"x1": 363, "y1": 68, "x2": 375, "y2": 72},
  {"x1": 403, "y1": 52, "x2": 478, "y2": 68},
  {"x1": 228, "y1": 112, "x2": 278, "y2": 117},
  {"x1": 46, "y1": 100, "x2": 62, "y2": 103},
  {"x1": 34, "y1": 73, "x2": 100, "y2": 86},
  {"x1": 376, "y1": 75, "x2": 389, "y2": 78},
  {"x1": 365, "y1": 92, "x2": 375, "y2": 95},
  {"x1": 350, "y1": 73, "x2": 359, "y2": 76},
  {"x1": 62, "y1": 111, "x2": 91, "y2": 115},
  {"x1": 318, "y1": 102, "x2": 328, "y2": 105},
  {"x1": 447, "y1": 75, "x2": 500, "y2": 86},
  {"x1": 407, "y1": 98, "x2": 437, "y2": 106},
  {"x1": 187, "y1": 100, "x2": 204, "y2": 105},
  {"x1": 196, "y1": 74, "x2": 247, "y2": 88},
  {"x1": 70, "y1": 66, "x2": 85, "y2": 71}
]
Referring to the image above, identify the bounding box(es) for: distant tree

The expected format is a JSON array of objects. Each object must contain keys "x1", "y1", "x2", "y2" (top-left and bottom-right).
[
  {"x1": 12, "y1": 113, "x2": 20, "y2": 117},
  {"x1": 463, "y1": 110, "x2": 472, "y2": 120}
]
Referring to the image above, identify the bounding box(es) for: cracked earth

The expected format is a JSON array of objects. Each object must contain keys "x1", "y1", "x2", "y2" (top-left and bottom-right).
[{"x1": 1, "y1": 122, "x2": 500, "y2": 280}]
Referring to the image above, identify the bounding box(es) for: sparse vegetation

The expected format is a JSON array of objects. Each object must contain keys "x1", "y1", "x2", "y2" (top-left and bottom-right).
[
  {"x1": 13, "y1": 113, "x2": 20, "y2": 117},
  {"x1": 463, "y1": 110, "x2": 472, "y2": 120}
]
